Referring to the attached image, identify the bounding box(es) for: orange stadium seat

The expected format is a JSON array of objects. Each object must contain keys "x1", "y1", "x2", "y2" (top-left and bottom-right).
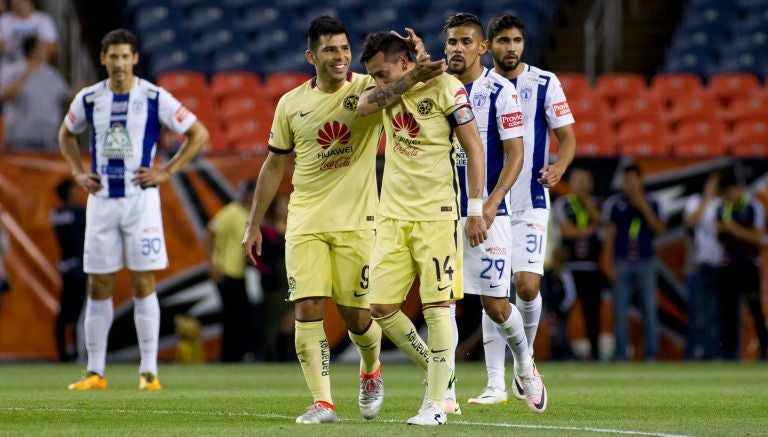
[
  {"x1": 595, "y1": 73, "x2": 647, "y2": 105},
  {"x1": 617, "y1": 119, "x2": 670, "y2": 149},
  {"x1": 571, "y1": 94, "x2": 611, "y2": 123},
  {"x1": 573, "y1": 120, "x2": 617, "y2": 156},
  {"x1": 156, "y1": 70, "x2": 208, "y2": 96},
  {"x1": 226, "y1": 118, "x2": 271, "y2": 149},
  {"x1": 674, "y1": 137, "x2": 728, "y2": 157},
  {"x1": 731, "y1": 141, "x2": 768, "y2": 157},
  {"x1": 613, "y1": 94, "x2": 665, "y2": 125},
  {"x1": 620, "y1": 140, "x2": 670, "y2": 157},
  {"x1": 720, "y1": 94, "x2": 768, "y2": 124},
  {"x1": 730, "y1": 120, "x2": 768, "y2": 155},
  {"x1": 650, "y1": 73, "x2": 703, "y2": 107},
  {"x1": 674, "y1": 120, "x2": 726, "y2": 144},
  {"x1": 667, "y1": 91, "x2": 718, "y2": 124},
  {"x1": 707, "y1": 73, "x2": 760, "y2": 103},
  {"x1": 557, "y1": 72, "x2": 590, "y2": 100},
  {"x1": 264, "y1": 72, "x2": 312, "y2": 101},
  {"x1": 210, "y1": 71, "x2": 263, "y2": 102},
  {"x1": 220, "y1": 96, "x2": 275, "y2": 124}
]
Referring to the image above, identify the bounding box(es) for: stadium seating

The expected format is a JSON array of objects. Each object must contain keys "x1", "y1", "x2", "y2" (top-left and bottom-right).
[
  {"x1": 667, "y1": 91, "x2": 719, "y2": 124},
  {"x1": 220, "y1": 96, "x2": 275, "y2": 124},
  {"x1": 226, "y1": 119, "x2": 271, "y2": 153},
  {"x1": 211, "y1": 72, "x2": 263, "y2": 102},
  {"x1": 557, "y1": 72, "x2": 591, "y2": 100},
  {"x1": 572, "y1": 121, "x2": 617, "y2": 157},
  {"x1": 650, "y1": 73, "x2": 704, "y2": 107},
  {"x1": 613, "y1": 95, "x2": 665, "y2": 126},
  {"x1": 720, "y1": 94, "x2": 767, "y2": 124},
  {"x1": 708, "y1": 73, "x2": 761, "y2": 103},
  {"x1": 595, "y1": 73, "x2": 647, "y2": 105},
  {"x1": 264, "y1": 72, "x2": 312, "y2": 101},
  {"x1": 570, "y1": 95, "x2": 611, "y2": 123},
  {"x1": 617, "y1": 119, "x2": 670, "y2": 150},
  {"x1": 156, "y1": 71, "x2": 208, "y2": 96}
]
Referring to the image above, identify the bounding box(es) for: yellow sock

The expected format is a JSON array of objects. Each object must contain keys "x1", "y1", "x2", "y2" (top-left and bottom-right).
[
  {"x1": 424, "y1": 306, "x2": 452, "y2": 411},
  {"x1": 348, "y1": 320, "x2": 382, "y2": 375},
  {"x1": 295, "y1": 320, "x2": 332, "y2": 405},
  {"x1": 374, "y1": 310, "x2": 428, "y2": 372}
]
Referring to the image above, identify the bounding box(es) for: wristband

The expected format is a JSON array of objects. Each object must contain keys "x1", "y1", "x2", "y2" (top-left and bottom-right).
[{"x1": 467, "y1": 198, "x2": 483, "y2": 217}]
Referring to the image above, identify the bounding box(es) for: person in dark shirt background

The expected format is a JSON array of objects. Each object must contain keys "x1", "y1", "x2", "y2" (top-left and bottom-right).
[
  {"x1": 51, "y1": 178, "x2": 87, "y2": 362},
  {"x1": 716, "y1": 173, "x2": 767, "y2": 360}
]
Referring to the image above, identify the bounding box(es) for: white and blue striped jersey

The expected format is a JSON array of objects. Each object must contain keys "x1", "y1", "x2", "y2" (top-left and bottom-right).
[
  {"x1": 64, "y1": 78, "x2": 196, "y2": 198},
  {"x1": 457, "y1": 68, "x2": 524, "y2": 217},
  {"x1": 507, "y1": 64, "x2": 574, "y2": 211}
]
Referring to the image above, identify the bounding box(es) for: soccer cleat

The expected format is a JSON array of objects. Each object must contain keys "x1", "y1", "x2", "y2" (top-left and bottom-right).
[
  {"x1": 511, "y1": 371, "x2": 526, "y2": 400},
  {"x1": 444, "y1": 398, "x2": 462, "y2": 415},
  {"x1": 406, "y1": 400, "x2": 447, "y2": 426},
  {"x1": 295, "y1": 402, "x2": 339, "y2": 424},
  {"x1": 68, "y1": 372, "x2": 107, "y2": 391},
  {"x1": 359, "y1": 369, "x2": 384, "y2": 420},
  {"x1": 467, "y1": 386, "x2": 508, "y2": 405},
  {"x1": 515, "y1": 362, "x2": 547, "y2": 413},
  {"x1": 139, "y1": 372, "x2": 162, "y2": 390}
]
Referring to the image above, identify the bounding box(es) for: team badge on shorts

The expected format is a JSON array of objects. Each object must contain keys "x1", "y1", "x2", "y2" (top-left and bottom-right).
[{"x1": 288, "y1": 276, "x2": 296, "y2": 293}]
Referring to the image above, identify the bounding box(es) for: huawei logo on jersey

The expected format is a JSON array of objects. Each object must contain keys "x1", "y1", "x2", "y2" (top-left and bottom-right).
[
  {"x1": 317, "y1": 121, "x2": 351, "y2": 149},
  {"x1": 393, "y1": 112, "x2": 419, "y2": 138}
]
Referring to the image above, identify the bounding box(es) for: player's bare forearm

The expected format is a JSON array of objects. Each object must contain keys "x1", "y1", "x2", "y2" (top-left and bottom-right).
[
  {"x1": 58, "y1": 123, "x2": 84, "y2": 174},
  {"x1": 163, "y1": 121, "x2": 209, "y2": 175},
  {"x1": 553, "y1": 124, "x2": 576, "y2": 170},
  {"x1": 357, "y1": 73, "x2": 417, "y2": 116},
  {"x1": 242, "y1": 152, "x2": 288, "y2": 262},
  {"x1": 455, "y1": 119, "x2": 484, "y2": 199},
  {"x1": 489, "y1": 136, "x2": 523, "y2": 205}
]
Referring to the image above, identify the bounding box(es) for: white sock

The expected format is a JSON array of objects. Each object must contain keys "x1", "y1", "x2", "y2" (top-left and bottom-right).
[
  {"x1": 495, "y1": 305, "x2": 530, "y2": 367},
  {"x1": 516, "y1": 293, "x2": 542, "y2": 358},
  {"x1": 134, "y1": 293, "x2": 160, "y2": 376},
  {"x1": 481, "y1": 310, "x2": 507, "y2": 390},
  {"x1": 84, "y1": 297, "x2": 113, "y2": 376},
  {"x1": 446, "y1": 303, "x2": 458, "y2": 400}
]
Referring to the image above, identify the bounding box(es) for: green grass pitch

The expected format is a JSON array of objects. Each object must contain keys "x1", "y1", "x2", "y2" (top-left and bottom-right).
[{"x1": 1, "y1": 362, "x2": 766, "y2": 436}]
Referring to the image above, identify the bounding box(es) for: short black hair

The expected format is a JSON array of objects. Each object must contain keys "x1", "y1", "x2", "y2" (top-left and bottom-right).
[
  {"x1": 56, "y1": 178, "x2": 75, "y2": 202},
  {"x1": 360, "y1": 32, "x2": 411, "y2": 64},
  {"x1": 101, "y1": 28, "x2": 138, "y2": 54},
  {"x1": 487, "y1": 13, "x2": 526, "y2": 42},
  {"x1": 623, "y1": 163, "x2": 642, "y2": 176},
  {"x1": 443, "y1": 12, "x2": 484, "y2": 37},
  {"x1": 22, "y1": 35, "x2": 39, "y2": 58},
  {"x1": 307, "y1": 15, "x2": 348, "y2": 53}
]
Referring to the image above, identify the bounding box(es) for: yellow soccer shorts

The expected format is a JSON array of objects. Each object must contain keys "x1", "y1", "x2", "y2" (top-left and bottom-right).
[
  {"x1": 285, "y1": 229, "x2": 374, "y2": 308},
  {"x1": 369, "y1": 218, "x2": 463, "y2": 305}
]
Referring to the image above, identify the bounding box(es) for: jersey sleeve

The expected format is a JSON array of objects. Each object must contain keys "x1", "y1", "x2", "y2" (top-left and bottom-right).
[
  {"x1": 63, "y1": 89, "x2": 88, "y2": 134},
  {"x1": 38, "y1": 14, "x2": 59, "y2": 43},
  {"x1": 158, "y1": 87, "x2": 197, "y2": 134},
  {"x1": 544, "y1": 74, "x2": 575, "y2": 130},
  {"x1": 438, "y1": 74, "x2": 471, "y2": 116},
  {"x1": 495, "y1": 83, "x2": 524, "y2": 140},
  {"x1": 268, "y1": 96, "x2": 294, "y2": 154}
]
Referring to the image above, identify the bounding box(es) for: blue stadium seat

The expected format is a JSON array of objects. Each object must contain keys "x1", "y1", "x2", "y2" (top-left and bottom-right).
[
  {"x1": 186, "y1": 4, "x2": 232, "y2": 33},
  {"x1": 247, "y1": 30, "x2": 303, "y2": 57},
  {"x1": 664, "y1": 51, "x2": 716, "y2": 77},
  {"x1": 148, "y1": 48, "x2": 205, "y2": 78},
  {"x1": 194, "y1": 28, "x2": 246, "y2": 58},
  {"x1": 220, "y1": 0, "x2": 254, "y2": 9},
  {"x1": 235, "y1": 6, "x2": 293, "y2": 34},
  {"x1": 261, "y1": 52, "x2": 314, "y2": 75},
  {"x1": 713, "y1": 51, "x2": 763, "y2": 76},
  {"x1": 212, "y1": 48, "x2": 259, "y2": 73},
  {"x1": 140, "y1": 28, "x2": 190, "y2": 58},
  {"x1": 134, "y1": 5, "x2": 181, "y2": 33}
]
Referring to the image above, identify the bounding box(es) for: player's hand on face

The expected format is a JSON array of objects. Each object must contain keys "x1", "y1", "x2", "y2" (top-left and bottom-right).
[
  {"x1": 132, "y1": 166, "x2": 171, "y2": 187},
  {"x1": 74, "y1": 171, "x2": 103, "y2": 193},
  {"x1": 392, "y1": 27, "x2": 427, "y2": 59},
  {"x1": 242, "y1": 224, "x2": 263, "y2": 266},
  {"x1": 464, "y1": 216, "x2": 488, "y2": 247},
  {"x1": 537, "y1": 163, "x2": 565, "y2": 188}
]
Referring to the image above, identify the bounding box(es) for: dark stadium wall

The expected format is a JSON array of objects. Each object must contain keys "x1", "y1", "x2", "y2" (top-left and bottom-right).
[{"x1": 0, "y1": 153, "x2": 766, "y2": 362}]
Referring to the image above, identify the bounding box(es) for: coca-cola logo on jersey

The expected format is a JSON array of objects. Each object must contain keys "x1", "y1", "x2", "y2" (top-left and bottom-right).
[
  {"x1": 501, "y1": 111, "x2": 523, "y2": 129},
  {"x1": 553, "y1": 101, "x2": 571, "y2": 118}
]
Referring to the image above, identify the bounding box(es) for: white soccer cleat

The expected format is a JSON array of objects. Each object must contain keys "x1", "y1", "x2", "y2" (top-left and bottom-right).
[
  {"x1": 444, "y1": 398, "x2": 462, "y2": 415},
  {"x1": 467, "y1": 386, "x2": 508, "y2": 405},
  {"x1": 359, "y1": 372, "x2": 384, "y2": 420},
  {"x1": 406, "y1": 400, "x2": 447, "y2": 426},
  {"x1": 511, "y1": 371, "x2": 526, "y2": 400},
  {"x1": 515, "y1": 362, "x2": 548, "y2": 413},
  {"x1": 295, "y1": 402, "x2": 339, "y2": 424}
]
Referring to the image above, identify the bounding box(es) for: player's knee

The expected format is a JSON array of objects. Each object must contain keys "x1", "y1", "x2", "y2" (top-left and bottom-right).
[
  {"x1": 370, "y1": 303, "x2": 398, "y2": 320},
  {"x1": 294, "y1": 297, "x2": 326, "y2": 321},
  {"x1": 88, "y1": 274, "x2": 114, "y2": 299},
  {"x1": 130, "y1": 271, "x2": 156, "y2": 297},
  {"x1": 514, "y1": 276, "x2": 540, "y2": 300}
]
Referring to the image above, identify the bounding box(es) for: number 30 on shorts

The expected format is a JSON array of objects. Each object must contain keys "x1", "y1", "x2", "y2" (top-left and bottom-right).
[{"x1": 141, "y1": 237, "x2": 162, "y2": 256}]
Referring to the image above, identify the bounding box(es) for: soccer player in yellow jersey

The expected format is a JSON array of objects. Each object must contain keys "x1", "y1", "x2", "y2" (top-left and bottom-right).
[
  {"x1": 358, "y1": 31, "x2": 488, "y2": 426},
  {"x1": 241, "y1": 17, "x2": 442, "y2": 425}
]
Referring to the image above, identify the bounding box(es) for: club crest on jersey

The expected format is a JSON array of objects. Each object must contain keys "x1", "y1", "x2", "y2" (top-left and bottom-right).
[
  {"x1": 520, "y1": 85, "x2": 532, "y2": 102},
  {"x1": 132, "y1": 101, "x2": 144, "y2": 112},
  {"x1": 102, "y1": 122, "x2": 133, "y2": 158},
  {"x1": 472, "y1": 92, "x2": 487, "y2": 108},
  {"x1": 343, "y1": 94, "x2": 359, "y2": 111},
  {"x1": 416, "y1": 98, "x2": 435, "y2": 115}
]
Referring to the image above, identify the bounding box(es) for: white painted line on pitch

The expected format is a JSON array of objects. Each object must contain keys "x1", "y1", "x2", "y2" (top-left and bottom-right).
[{"x1": 1, "y1": 407, "x2": 695, "y2": 437}]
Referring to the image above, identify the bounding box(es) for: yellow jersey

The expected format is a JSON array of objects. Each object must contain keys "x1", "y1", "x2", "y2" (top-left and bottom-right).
[
  {"x1": 269, "y1": 72, "x2": 380, "y2": 237},
  {"x1": 378, "y1": 73, "x2": 470, "y2": 221},
  {"x1": 209, "y1": 202, "x2": 249, "y2": 278}
]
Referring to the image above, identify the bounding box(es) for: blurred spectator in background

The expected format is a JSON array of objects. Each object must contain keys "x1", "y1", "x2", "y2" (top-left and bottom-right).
[
  {"x1": 0, "y1": 0, "x2": 58, "y2": 70},
  {"x1": 206, "y1": 180, "x2": 257, "y2": 362},
  {"x1": 683, "y1": 172, "x2": 722, "y2": 360},
  {"x1": 540, "y1": 246, "x2": 576, "y2": 360},
  {"x1": 51, "y1": 178, "x2": 86, "y2": 362},
  {"x1": 254, "y1": 194, "x2": 291, "y2": 361},
  {"x1": 554, "y1": 167, "x2": 604, "y2": 360},
  {"x1": 603, "y1": 164, "x2": 667, "y2": 361},
  {"x1": 0, "y1": 35, "x2": 69, "y2": 151},
  {"x1": 716, "y1": 174, "x2": 768, "y2": 361}
]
